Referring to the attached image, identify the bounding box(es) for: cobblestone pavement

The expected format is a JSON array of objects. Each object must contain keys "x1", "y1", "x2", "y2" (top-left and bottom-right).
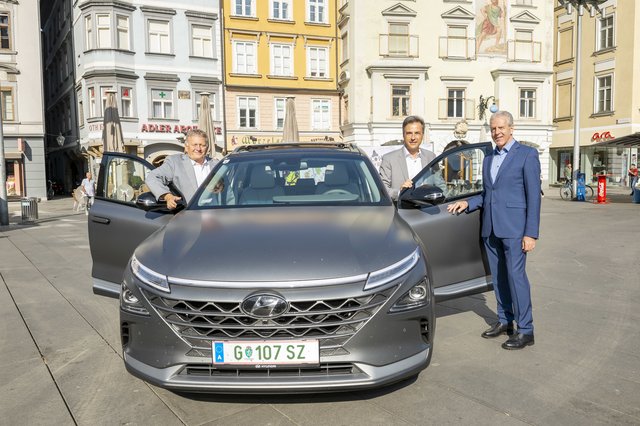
[{"x1": 1, "y1": 192, "x2": 639, "y2": 425}]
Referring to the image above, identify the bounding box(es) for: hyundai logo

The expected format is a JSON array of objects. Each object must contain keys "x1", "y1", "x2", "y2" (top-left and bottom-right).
[{"x1": 241, "y1": 294, "x2": 289, "y2": 318}]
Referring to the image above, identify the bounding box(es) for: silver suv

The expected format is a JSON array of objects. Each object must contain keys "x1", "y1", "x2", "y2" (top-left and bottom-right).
[{"x1": 90, "y1": 142, "x2": 492, "y2": 393}]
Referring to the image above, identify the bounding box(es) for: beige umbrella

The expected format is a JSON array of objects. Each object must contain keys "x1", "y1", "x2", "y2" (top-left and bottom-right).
[
  {"x1": 197, "y1": 92, "x2": 220, "y2": 158},
  {"x1": 102, "y1": 90, "x2": 125, "y2": 153},
  {"x1": 282, "y1": 97, "x2": 299, "y2": 143}
]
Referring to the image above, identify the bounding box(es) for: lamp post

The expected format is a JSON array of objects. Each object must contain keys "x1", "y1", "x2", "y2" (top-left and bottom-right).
[
  {"x1": 478, "y1": 95, "x2": 499, "y2": 142},
  {"x1": 559, "y1": 0, "x2": 605, "y2": 198}
]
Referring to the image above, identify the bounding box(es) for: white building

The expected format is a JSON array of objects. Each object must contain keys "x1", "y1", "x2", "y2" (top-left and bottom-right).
[
  {"x1": 338, "y1": 0, "x2": 555, "y2": 187},
  {"x1": 1, "y1": 0, "x2": 46, "y2": 199},
  {"x1": 73, "y1": 0, "x2": 223, "y2": 170}
]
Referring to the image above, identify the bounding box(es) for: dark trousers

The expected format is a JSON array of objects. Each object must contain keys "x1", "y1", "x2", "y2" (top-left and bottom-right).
[{"x1": 484, "y1": 233, "x2": 534, "y2": 335}]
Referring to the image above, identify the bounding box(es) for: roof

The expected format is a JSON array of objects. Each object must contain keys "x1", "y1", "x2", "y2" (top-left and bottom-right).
[
  {"x1": 593, "y1": 132, "x2": 640, "y2": 148},
  {"x1": 231, "y1": 142, "x2": 361, "y2": 154}
]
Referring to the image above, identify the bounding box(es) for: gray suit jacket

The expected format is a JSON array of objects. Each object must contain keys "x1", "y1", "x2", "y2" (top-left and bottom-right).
[
  {"x1": 146, "y1": 154, "x2": 215, "y2": 203},
  {"x1": 379, "y1": 147, "x2": 435, "y2": 200}
]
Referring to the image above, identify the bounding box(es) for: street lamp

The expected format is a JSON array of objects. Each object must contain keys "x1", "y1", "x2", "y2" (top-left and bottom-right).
[
  {"x1": 56, "y1": 133, "x2": 65, "y2": 147},
  {"x1": 559, "y1": 0, "x2": 606, "y2": 198},
  {"x1": 478, "y1": 95, "x2": 498, "y2": 123}
]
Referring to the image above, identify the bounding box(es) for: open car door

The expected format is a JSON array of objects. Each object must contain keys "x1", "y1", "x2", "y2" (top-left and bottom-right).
[
  {"x1": 89, "y1": 153, "x2": 173, "y2": 298},
  {"x1": 398, "y1": 142, "x2": 493, "y2": 302}
]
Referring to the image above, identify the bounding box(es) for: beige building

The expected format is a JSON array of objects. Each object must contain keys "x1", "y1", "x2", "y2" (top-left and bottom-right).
[
  {"x1": 552, "y1": 0, "x2": 639, "y2": 186},
  {"x1": 1, "y1": 0, "x2": 46, "y2": 199},
  {"x1": 338, "y1": 0, "x2": 555, "y2": 186}
]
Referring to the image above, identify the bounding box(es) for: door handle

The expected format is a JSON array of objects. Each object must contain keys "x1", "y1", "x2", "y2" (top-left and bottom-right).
[{"x1": 92, "y1": 216, "x2": 111, "y2": 225}]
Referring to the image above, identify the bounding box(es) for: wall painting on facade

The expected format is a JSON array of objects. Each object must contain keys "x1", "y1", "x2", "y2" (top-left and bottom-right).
[{"x1": 476, "y1": 0, "x2": 508, "y2": 56}]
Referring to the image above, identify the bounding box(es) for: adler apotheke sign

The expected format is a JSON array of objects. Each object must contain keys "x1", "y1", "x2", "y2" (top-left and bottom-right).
[{"x1": 141, "y1": 124, "x2": 222, "y2": 134}]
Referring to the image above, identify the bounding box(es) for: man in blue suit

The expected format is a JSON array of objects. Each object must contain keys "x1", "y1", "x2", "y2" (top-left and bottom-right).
[{"x1": 448, "y1": 111, "x2": 541, "y2": 350}]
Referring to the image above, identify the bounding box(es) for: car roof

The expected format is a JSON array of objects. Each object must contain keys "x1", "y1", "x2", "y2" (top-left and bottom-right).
[{"x1": 229, "y1": 142, "x2": 364, "y2": 158}]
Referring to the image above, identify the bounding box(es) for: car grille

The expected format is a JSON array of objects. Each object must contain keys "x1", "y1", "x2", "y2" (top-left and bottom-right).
[
  {"x1": 179, "y1": 363, "x2": 361, "y2": 378},
  {"x1": 142, "y1": 286, "x2": 396, "y2": 353}
]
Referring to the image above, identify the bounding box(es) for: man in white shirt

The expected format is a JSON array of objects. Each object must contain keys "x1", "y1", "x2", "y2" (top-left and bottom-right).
[
  {"x1": 80, "y1": 172, "x2": 96, "y2": 212},
  {"x1": 379, "y1": 116, "x2": 436, "y2": 200},
  {"x1": 146, "y1": 129, "x2": 217, "y2": 209}
]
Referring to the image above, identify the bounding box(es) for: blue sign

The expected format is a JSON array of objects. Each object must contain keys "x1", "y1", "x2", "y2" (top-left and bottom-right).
[
  {"x1": 214, "y1": 342, "x2": 224, "y2": 363},
  {"x1": 576, "y1": 172, "x2": 586, "y2": 201}
]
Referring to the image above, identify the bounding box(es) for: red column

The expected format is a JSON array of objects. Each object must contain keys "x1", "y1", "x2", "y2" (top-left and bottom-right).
[{"x1": 597, "y1": 175, "x2": 607, "y2": 204}]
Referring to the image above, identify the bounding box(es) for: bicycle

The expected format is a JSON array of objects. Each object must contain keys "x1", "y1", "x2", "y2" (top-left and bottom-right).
[{"x1": 559, "y1": 180, "x2": 594, "y2": 201}]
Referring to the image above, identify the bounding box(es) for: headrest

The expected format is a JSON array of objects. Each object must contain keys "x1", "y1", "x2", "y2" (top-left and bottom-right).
[
  {"x1": 324, "y1": 164, "x2": 349, "y2": 186},
  {"x1": 250, "y1": 168, "x2": 275, "y2": 189}
]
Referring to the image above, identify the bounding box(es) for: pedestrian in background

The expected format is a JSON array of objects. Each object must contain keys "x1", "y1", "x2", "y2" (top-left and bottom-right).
[
  {"x1": 379, "y1": 116, "x2": 435, "y2": 200},
  {"x1": 447, "y1": 110, "x2": 541, "y2": 350},
  {"x1": 628, "y1": 163, "x2": 638, "y2": 195},
  {"x1": 80, "y1": 172, "x2": 95, "y2": 214}
]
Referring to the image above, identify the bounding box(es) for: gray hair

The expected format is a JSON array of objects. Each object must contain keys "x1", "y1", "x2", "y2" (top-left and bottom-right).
[
  {"x1": 490, "y1": 110, "x2": 514, "y2": 126},
  {"x1": 402, "y1": 115, "x2": 426, "y2": 133},
  {"x1": 185, "y1": 128, "x2": 209, "y2": 144}
]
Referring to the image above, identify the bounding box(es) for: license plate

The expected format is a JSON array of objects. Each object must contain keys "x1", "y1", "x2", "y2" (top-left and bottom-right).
[{"x1": 212, "y1": 340, "x2": 319, "y2": 366}]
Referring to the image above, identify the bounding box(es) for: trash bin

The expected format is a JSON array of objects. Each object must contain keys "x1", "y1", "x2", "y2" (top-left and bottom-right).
[
  {"x1": 633, "y1": 188, "x2": 640, "y2": 204},
  {"x1": 21, "y1": 197, "x2": 39, "y2": 222}
]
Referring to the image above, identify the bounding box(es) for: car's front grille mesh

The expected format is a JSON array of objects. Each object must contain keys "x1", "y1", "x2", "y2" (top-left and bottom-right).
[
  {"x1": 142, "y1": 286, "x2": 395, "y2": 351},
  {"x1": 179, "y1": 363, "x2": 361, "y2": 378}
]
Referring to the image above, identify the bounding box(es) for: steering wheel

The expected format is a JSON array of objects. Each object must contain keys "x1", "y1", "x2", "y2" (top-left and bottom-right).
[{"x1": 324, "y1": 189, "x2": 351, "y2": 195}]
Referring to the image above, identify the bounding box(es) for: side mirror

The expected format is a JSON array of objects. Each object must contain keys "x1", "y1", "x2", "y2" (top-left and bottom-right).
[
  {"x1": 136, "y1": 192, "x2": 186, "y2": 212},
  {"x1": 400, "y1": 185, "x2": 446, "y2": 207}
]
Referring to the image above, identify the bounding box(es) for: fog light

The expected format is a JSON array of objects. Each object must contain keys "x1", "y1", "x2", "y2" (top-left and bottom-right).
[
  {"x1": 389, "y1": 279, "x2": 431, "y2": 313},
  {"x1": 120, "y1": 283, "x2": 150, "y2": 316}
]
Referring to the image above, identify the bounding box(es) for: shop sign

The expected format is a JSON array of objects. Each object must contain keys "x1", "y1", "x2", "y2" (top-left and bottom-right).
[
  {"x1": 591, "y1": 131, "x2": 614, "y2": 143},
  {"x1": 178, "y1": 91, "x2": 191, "y2": 100},
  {"x1": 141, "y1": 124, "x2": 199, "y2": 133}
]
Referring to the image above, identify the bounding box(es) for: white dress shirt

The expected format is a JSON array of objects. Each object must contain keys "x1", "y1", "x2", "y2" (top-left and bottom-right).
[
  {"x1": 404, "y1": 147, "x2": 423, "y2": 180},
  {"x1": 191, "y1": 159, "x2": 210, "y2": 187}
]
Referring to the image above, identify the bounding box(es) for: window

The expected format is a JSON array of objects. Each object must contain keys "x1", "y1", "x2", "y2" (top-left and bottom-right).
[
  {"x1": 515, "y1": 0, "x2": 533, "y2": 5},
  {"x1": 555, "y1": 82, "x2": 572, "y2": 119},
  {"x1": 446, "y1": 25, "x2": 468, "y2": 58},
  {"x1": 101, "y1": 86, "x2": 114, "y2": 116},
  {"x1": 271, "y1": 0, "x2": 291, "y2": 20},
  {"x1": 274, "y1": 98, "x2": 286, "y2": 129},
  {"x1": 514, "y1": 30, "x2": 534, "y2": 61},
  {"x1": 96, "y1": 14, "x2": 111, "y2": 48},
  {"x1": 195, "y1": 92, "x2": 215, "y2": 120},
  {"x1": 447, "y1": 89, "x2": 465, "y2": 118},
  {"x1": 238, "y1": 96, "x2": 257, "y2": 128},
  {"x1": 597, "y1": 15, "x2": 614, "y2": 50},
  {"x1": 388, "y1": 23, "x2": 409, "y2": 56},
  {"x1": 192, "y1": 25, "x2": 213, "y2": 57},
  {"x1": 595, "y1": 75, "x2": 612, "y2": 113},
  {"x1": 84, "y1": 15, "x2": 93, "y2": 50},
  {"x1": 88, "y1": 87, "x2": 97, "y2": 118},
  {"x1": 233, "y1": 41, "x2": 257, "y2": 74},
  {"x1": 271, "y1": 44, "x2": 293, "y2": 76},
  {"x1": 148, "y1": 20, "x2": 170, "y2": 54},
  {"x1": 308, "y1": 46, "x2": 328, "y2": 78},
  {"x1": 1, "y1": 88, "x2": 14, "y2": 121},
  {"x1": 308, "y1": 0, "x2": 327, "y2": 23},
  {"x1": 391, "y1": 85, "x2": 410, "y2": 117},
  {"x1": 235, "y1": 0, "x2": 254, "y2": 17},
  {"x1": 0, "y1": 13, "x2": 10, "y2": 50},
  {"x1": 116, "y1": 15, "x2": 130, "y2": 50},
  {"x1": 557, "y1": 28, "x2": 573, "y2": 62},
  {"x1": 519, "y1": 89, "x2": 536, "y2": 118},
  {"x1": 151, "y1": 89, "x2": 174, "y2": 118},
  {"x1": 121, "y1": 87, "x2": 133, "y2": 117},
  {"x1": 77, "y1": 90, "x2": 85, "y2": 125},
  {"x1": 312, "y1": 99, "x2": 330, "y2": 130},
  {"x1": 341, "y1": 32, "x2": 349, "y2": 63}
]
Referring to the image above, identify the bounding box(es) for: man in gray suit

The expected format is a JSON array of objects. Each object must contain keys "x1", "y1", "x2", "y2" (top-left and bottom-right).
[
  {"x1": 379, "y1": 116, "x2": 436, "y2": 200},
  {"x1": 147, "y1": 129, "x2": 216, "y2": 209}
]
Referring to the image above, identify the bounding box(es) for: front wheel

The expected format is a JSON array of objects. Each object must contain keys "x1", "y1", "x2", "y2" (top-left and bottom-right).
[
  {"x1": 559, "y1": 185, "x2": 572, "y2": 200},
  {"x1": 584, "y1": 185, "x2": 595, "y2": 201}
]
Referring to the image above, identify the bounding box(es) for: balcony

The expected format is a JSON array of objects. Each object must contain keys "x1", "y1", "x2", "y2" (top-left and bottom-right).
[
  {"x1": 507, "y1": 40, "x2": 541, "y2": 63},
  {"x1": 439, "y1": 37, "x2": 476, "y2": 60},
  {"x1": 438, "y1": 98, "x2": 476, "y2": 121},
  {"x1": 379, "y1": 34, "x2": 419, "y2": 58}
]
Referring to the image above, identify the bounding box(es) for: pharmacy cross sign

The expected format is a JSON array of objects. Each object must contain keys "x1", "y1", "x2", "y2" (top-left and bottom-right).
[{"x1": 158, "y1": 91, "x2": 167, "y2": 98}]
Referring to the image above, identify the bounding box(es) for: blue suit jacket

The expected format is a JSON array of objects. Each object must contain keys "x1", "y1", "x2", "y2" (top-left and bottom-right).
[{"x1": 467, "y1": 141, "x2": 541, "y2": 239}]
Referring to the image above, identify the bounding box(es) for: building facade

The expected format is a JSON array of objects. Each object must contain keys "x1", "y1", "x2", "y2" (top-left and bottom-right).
[
  {"x1": 73, "y1": 0, "x2": 223, "y2": 172},
  {"x1": 338, "y1": 0, "x2": 555, "y2": 186},
  {"x1": 41, "y1": 0, "x2": 84, "y2": 194},
  {"x1": 1, "y1": 0, "x2": 46, "y2": 199},
  {"x1": 221, "y1": 0, "x2": 340, "y2": 150},
  {"x1": 552, "y1": 0, "x2": 639, "y2": 185}
]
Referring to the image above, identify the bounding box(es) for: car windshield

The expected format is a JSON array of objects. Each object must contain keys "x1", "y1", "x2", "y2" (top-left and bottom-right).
[{"x1": 193, "y1": 151, "x2": 390, "y2": 208}]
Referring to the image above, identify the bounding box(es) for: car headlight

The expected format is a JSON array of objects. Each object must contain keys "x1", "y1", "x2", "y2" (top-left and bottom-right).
[
  {"x1": 389, "y1": 278, "x2": 431, "y2": 313},
  {"x1": 364, "y1": 247, "x2": 420, "y2": 291},
  {"x1": 120, "y1": 282, "x2": 150, "y2": 316},
  {"x1": 130, "y1": 254, "x2": 170, "y2": 293}
]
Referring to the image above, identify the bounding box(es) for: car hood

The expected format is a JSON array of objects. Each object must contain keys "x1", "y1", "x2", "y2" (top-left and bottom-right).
[{"x1": 135, "y1": 206, "x2": 418, "y2": 282}]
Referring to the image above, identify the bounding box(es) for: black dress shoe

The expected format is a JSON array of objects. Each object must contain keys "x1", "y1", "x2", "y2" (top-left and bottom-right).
[
  {"x1": 502, "y1": 333, "x2": 534, "y2": 350},
  {"x1": 481, "y1": 322, "x2": 514, "y2": 339}
]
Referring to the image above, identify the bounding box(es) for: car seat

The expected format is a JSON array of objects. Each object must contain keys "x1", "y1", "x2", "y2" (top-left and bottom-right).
[
  {"x1": 316, "y1": 164, "x2": 358, "y2": 195},
  {"x1": 239, "y1": 168, "x2": 284, "y2": 204}
]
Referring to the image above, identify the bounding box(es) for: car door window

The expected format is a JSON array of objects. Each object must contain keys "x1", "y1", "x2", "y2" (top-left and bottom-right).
[
  {"x1": 100, "y1": 156, "x2": 152, "y2": 204},
  {"x1": 413, "y1": 145, "x2": 487, "y2": 200}
]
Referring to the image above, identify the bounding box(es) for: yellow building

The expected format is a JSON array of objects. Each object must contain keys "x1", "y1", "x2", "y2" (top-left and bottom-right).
[
  {"x1": 552, "y1": 0, "x2": 640, "y2": 185},
  {"x1": 221, "y1": 0, "x2": 340, "y2": 150}
]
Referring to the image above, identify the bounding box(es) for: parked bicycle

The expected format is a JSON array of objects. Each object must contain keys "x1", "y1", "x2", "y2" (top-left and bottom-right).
[{"x1": 560, "y1": 179, "x2": 594, "y2": 201}]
